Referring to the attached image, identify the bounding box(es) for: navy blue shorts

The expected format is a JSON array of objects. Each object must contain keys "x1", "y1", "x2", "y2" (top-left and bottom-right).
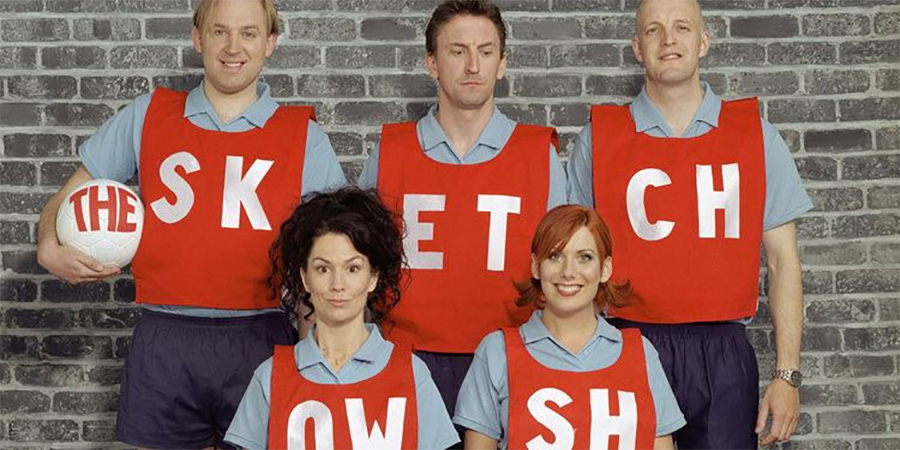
[
  {"x1": 415, "y1": 350, "x2": 474, "y2": 448},
  {"x1": 610, "y1": 319, "x2": 759, "y2": 449},
  {"x1": 115, "y1": 310, "x2": 297, "y2": 449}
]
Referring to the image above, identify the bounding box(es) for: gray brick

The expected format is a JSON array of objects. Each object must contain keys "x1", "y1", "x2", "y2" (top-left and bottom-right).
[
  {"x1": 87, "y1": 365, "x2": 122, "y2": 386},
  {"x1": 858, "y1": 438, "x2": 900, "y2": 450},
  {"x1": 781, "y1": 129, "x2": 801, "y2": 153},
  {"x1": 807, "y1": 188, "x2": 864, "y2": 213},
  {"x1": 768, "y1": 99, "x2": 835, "y2": 123},
  {"x1": 79, "y1": 307, "x2": 141, "y2": 328},
  {"x1": 73, "y1": 18, "x2": 142, "y2": 41},
  {"x1": 45, "y1": 103, "x2": 115, "y2": 128},
  {"x1": 782, "y1": 440, "x2": 852, "y2": 450},
  {"x1": 805, "y1": 70, "x2": 870, "y2": 95},
  {"x1": 3, "y1": 134, "x2": 72, "y2": 157},
  {"x1": 8, "y1": 419, "x2": 79, "y2": 442},
  {"x1": 835, "y1": 213, "x2": 899, "y2": 239},
  {"x1": 513, "y1": 74, "x2": 581, "y2": 97},
  {"x1": 370, "y1": 74, "x2": 436, "y2": 98},
  {"x1": 586, "y1": 74, "x2": 643, "y2": 97},
  {"x1": 877, "y1": 69, "x2": 899, "y2": 92},
  {"x1": 0, "y1": 46, "x2": 37, "y2": 69},
  {"x1": 869, "y1": 185, "x2": 900, "y2": 209},
  {"x1": 118, "y1": 0, "x2": 189, "y2": 12},
  {"x1": 361, "y1": 18, "x2": 423, "y2": 40},
  {"x1": 805, "y1": 129, "x2": 871, "y2": 153},
  {"x1": 802, "y1": 326, "x2": 842, "y2": 351},
  {"x1": 334, "y1": 101, "x2": 406, "y2": 125},
  {"x1": 0, "y1": 102, "x2": 40, "y2": 127},
  {"x1": 398, "y1": 46, "x2": 425, "y2": 69},
  {"x1": 1, "y1": 18, "x2": 69, "y2": 42},
  {"x1": 836, "y1": 268, "x2": 900, "y2": 294},
  {"x1": 841, "y1": 40, "x2": 900, "y2": 65},
  {"x1": 863, "y1": 381, "x2": 900, "y2": 407},
  {"x1": 145, "y1": 17, "x2": 192, "y2": 40},
  {"x1": 497, "y1": 103, "x2": 546, "y2": 125},
  {"x1": 45, "y1": 0, "x2": 116, "y2": 12},
  {"x1": 41, "y1": 280, "x2": 111, "y2": 303},
  {"x1": 1, "y1": 335, "x2": 39, "y2": 360},
  {"x1": 114, "y1": 279, "x2": 136, "y2": 303},
  {"x1": 511, "y1": 18, "x2": 581, "y2": 40},
  {"x1": 802, "y1": 270, "x2": 834, "y2": 294},
  {"x1": 0, "y1": 161, "x2": 36, "y2": 186},
  {"x1": 702, "y1": 43, "x2": 766, "y2": 67},
  {"x1": 802, "y1": 242, "x2": 867, "y2": 266},
  {"x1": 507, "y1": 45, "x2": 547, "y2": 68},
  {"x1": 40, "y1": 161, "x2": 79, "y2": 186},
  {"x1": 1, "y1": 250, "x2": 47, "y2": 274},
  {"x1": 288, "y1": 18, "x2": 356, "y2": 41},
  {"x1": 336, "y1": 0, "x2": 407, "y2": 11},
  {"x1": 110, "y1": 46, "x2": 178, "y2": 69},
  {"x1": 876, "y1": 127, "x2": 898, "y2": 150},
  {"x1": 768, "y1": 42, "x2": 836, "y2": 65},
  {"x1": 819, "y1": 410, "x2": 886, "y2": 434},
  {"x1": 41, "y1": 335, "x2": 113, "y2": 359},
  {"x1": 53, "y1": 391, "x2": 118, "y2": 414},
  {"x1": 803, "y1": 14, "x2": 870, "y2": 36},
  {"x1": 82, "y1": 420, "x2": 115, "y2": 442},
  {"x1": 552, "y1": 0, "x2": 619, "y2": 10},
  {"x1": 81, "y1": 76, "x2": 151, "y2": 99},
  {"x1": 277, "y1": 0, "x2": 332, "y2": 10},
  {"x1": 584, "y1": 15, "x2": 633, "y2": 40},
  {"x1": 796, "y1": 216, "x2": 829, "y2": 240},
  {"x1": 153, "y1": 74, "x2": 203, "y2": 92},
  {"x1": 843, "y1": 155, "x2": 900, "y2": 180},
  {"x1": 799, "y1": 383, "x2": 858, "y2": 406},
  {"x1": 795, "y1": 157, "x2": 838, "y2": 181},
  {"x1": 550, "y1": 104, "x2": 589, "y2": 127},
  {"x1": 326, "y1": 46, "x2": 394, "y2": 69},
  {"x1": 5, "y1": 308, "x2": 76, "y2": 329},
  {"x1": 875, "y1": 11, "x2": 900, "y2": 35},
  {"x1": 840, "y1": 97, "x2": 900, "y2": 122},
  {"x1": 807, "y1": 298, "x2": 876, "y2": 323},
  {"x1": 729, "y1": 71, "x2": 798, "y2": 96},
  {"x1": 0, "y1": 278, "x2": 37, "y2": 302},
  {"x1": 872, "y1": 242, "x2": 899, "y2": 265},
  {"x1": 845, "y1": 327, "x2": 900, "y2": 351},
  {"x1": 0, "y1": 0, "x2": 42, "y2": 12},
  {"x1": 825, "y1": 354, "x2": 895, "y2": 378},
  {"x1": 732, "y1": 16, "x2": 798, "y2": 37},
  {"x1": 0, "y1": 390, "x2": 50, "y2": 414},
  {"x1": 549, "y1": 43, "x2": 618, "y2": 67},
  {"x1": 14, "y1": 364, "x2": 84, "y2": 387},
  {"x1": 260, "y1": 74, "x2": 293, "y2": 98},
  {"x1": 8, "y1": 75, "x2": 77, "y2": 99}
]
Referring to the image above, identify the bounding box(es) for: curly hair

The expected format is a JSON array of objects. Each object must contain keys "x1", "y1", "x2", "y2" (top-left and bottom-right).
[
  {"x1": 514, "y1": 205, "x2": 632, "y2": 311},
  {"x1": 269, "y1": 187, "x2": 405, "y2": 328}
]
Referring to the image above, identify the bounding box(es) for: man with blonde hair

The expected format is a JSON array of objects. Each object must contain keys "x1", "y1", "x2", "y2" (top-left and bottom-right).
[
  {"x1": 567, "y1": 0, "x2": 810, "y2": 447},
  {"x1": 36, "y1": 0, "x2": 344, "y2": 447}
]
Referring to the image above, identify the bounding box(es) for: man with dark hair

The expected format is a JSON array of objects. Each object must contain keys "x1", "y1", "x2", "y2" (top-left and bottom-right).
[
  {"x1": 567, "y1": 0, "x2": 810, "y2": 447},
  {"x1": 359, "y1": 0, "x2": 566, "y2": 419},
  {"x1": 36, "y1": 0, "x2": 345, "y2": 447}
]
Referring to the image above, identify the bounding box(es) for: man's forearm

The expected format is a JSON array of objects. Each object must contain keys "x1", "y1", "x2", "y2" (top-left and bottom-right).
[{"x1": 764, "y1": 223, "x2": 804, "y2": 370}]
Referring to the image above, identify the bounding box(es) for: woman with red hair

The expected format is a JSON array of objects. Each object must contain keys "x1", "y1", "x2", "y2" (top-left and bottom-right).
[{"x1": 454, "y1": 205, "x2": 685, "y2": 449}]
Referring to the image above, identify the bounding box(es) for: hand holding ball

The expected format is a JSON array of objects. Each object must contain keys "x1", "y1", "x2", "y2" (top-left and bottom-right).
[{"x1": 56, "y1": 179, "x2": 144, "y2": 268}]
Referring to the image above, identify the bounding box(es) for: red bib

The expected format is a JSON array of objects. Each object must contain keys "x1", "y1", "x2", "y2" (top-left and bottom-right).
[
  {"x1": 591, "y1": 99, "x2": 766, "y2": 323},
  {"x1": 134, "y1": 88, "x2": 311, "y2": 309},
  {"x1": 377, "y1": 122, "x2": 557, "y2": 353},
  {"x1": 268, "y1": 345, "x2": 418, "y2": 449},
  {"x1": 506, "y1": 327, "x2": 657, "y2": 449}
]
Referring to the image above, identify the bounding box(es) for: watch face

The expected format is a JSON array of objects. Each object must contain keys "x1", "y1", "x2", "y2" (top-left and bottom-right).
[{"x1": 789, "y1": 371, "x2": 802, "y2": 386}]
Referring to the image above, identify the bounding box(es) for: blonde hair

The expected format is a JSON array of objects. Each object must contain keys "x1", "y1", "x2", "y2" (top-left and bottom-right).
[{"x1": 193, "y1": 0, "x2": 279, "y2": 35}]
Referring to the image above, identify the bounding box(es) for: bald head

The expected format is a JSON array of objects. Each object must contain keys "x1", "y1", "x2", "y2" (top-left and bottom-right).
[{"x1": 635, "y1": 0, "x2": 706, "y2": 37}]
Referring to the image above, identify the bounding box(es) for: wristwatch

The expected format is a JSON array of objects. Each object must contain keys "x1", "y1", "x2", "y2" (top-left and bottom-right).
[{"x1": 773, "y1": 369, "x2": 803, "y2": 388}]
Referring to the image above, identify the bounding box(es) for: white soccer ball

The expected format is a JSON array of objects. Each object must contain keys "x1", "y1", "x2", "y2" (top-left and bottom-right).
[{"x1": 56, "y1": 179, "x2": 144, "y2": 268}]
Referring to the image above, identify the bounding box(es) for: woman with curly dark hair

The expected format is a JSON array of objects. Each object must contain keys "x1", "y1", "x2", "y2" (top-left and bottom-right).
[{"x1": 224, "y1": 187, "x2": 459, "y2": 449}]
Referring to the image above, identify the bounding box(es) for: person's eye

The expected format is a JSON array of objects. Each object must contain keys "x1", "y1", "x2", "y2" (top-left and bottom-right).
[
  {"x1": 450, "y1": 49, "x2": 463, "y2": 56},
  {"x1": 646, "y1": 27, "x2": 658, "y2": 35},
  {"x1": 315, "y1": 266, "x2": 329, "y2": 274},
  {"x1": 548, "y1": 253, "x2": 563, "y2": 262},
  {"x1": 243, "y1": 31, "x2": 258, "y2": 39},
  {"x1": 578, "y1": 254, "x2": 594, "y2": 262},
  {"x1": 349, "y1": 265, "x2": 360, "y2": 273},
  {"x1": 213, "y1": 29, "x2": 226, "y2": 37}
]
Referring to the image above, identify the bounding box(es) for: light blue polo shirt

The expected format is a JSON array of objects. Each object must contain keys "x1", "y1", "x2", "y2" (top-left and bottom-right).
[
  {"x1": 358, "y1": 105, "x2": 567, "y2": 210},
  {"x1": 224, "y1": 324, "x2": 460, "y2": 450},
  {"x1": 79, "y1": 82, "x2": 346, "y2": 317},
  {"x1": 453, "y1": 310, "x2": 686, "y2": 448},
  {"x1": 566, "y1": 82, "x2": 812, "y2": 231}
]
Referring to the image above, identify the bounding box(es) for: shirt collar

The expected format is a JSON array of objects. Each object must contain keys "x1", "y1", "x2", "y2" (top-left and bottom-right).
[
  {"x1": 630, "y1": 80, "x2": 721, "y2": 134},
  {"x1": 519, "y1": 309, "x2": 622, "y2": 346},
  {"x1": 418, "y1": 104, "x2": 511, "y2": 153},
  {"x1": 183, "y1": 81, "x2": 277, "y2": 129},
  {"x1": 295, "y1": 323, "x2": 383, "y2": 371}
]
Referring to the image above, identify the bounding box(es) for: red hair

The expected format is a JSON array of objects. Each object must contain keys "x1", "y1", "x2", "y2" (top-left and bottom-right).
[{"x1": 515, "y1": 205, "x2": 632, "y2": 310}]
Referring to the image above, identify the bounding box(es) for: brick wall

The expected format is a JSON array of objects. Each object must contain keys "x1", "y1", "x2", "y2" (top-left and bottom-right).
[{"x1": 0, "y1": 0, "x2": 897, "y2": 447}]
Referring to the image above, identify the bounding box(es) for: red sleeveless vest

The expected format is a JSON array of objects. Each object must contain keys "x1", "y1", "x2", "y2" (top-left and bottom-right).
[
  {"x1": 134, "y1": 88, "x2": 312, "y2": 309},
  {"x1": 377, "y1": 122, "x2": 557, "y2": 353},
  {"x1": 268, "y1": 345, "x2": 418, "y2": 449},
  {"x1": 591, "y1": 99, "x2": 766, "y2": 323},
  {"x1": 506, "y1": 327, "x2": 657, "y2": 449}
]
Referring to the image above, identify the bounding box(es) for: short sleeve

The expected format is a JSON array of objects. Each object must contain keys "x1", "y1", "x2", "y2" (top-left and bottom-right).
[
  {"x1": 300, "y1": 120, "x2": 347, "y2": 195},
  {"x1": 411, "y1": 355, "x2": 461, "y2": 449},
  {"x1": 641, "y1": 337, "x2": 686, "y2": 436},
  {"x1": 79, "y1": 92, "x2": 153, "y2": 182},
  {"x1": 760, "y1": 119, "x2": 813, "y2": 230},
  {"x1": 357, "y1": 140, "x2": 380, "y2": 190},
  {"x1": 452, "y1": 331, "x2": 507, "y2": 441},
  {"x1": 565, "y1": 124, "x2": 595, "y2": 207},
  {"x1": 224, "y1": 358, "x2": 274, "y2": 449}
]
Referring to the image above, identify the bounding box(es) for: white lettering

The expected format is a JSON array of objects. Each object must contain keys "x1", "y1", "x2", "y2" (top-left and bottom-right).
[
  {"x1": 626, "y1": 169, "x2": 675, "y2": 241},
  {"x1": 589, "y1": 389, "x2": 638, "y2": 450},
  {"x1": 403, "y1": 194, "x2": 445, "y2": 270},
  {"x1": 477, "y1": 195, "x2": 521, "y2": 271},
  {"x1": 346, "y1": 397, "x2": 407, "y2": 450},
  {"x1": 286, "y1": 400, "x2": 334, "y2": 450},
  {"x1": 526, "y1": 388, "x2": 575, "y2": 450},
  {"x1": 696, "y1": 164, "x2": 741, "y2": 239},
  {"x1": 150, "y1": 151, "x2": 200, "y2": 224},
  {"x1": 221, "y1": 156, "x2": 274, "y2": 230}
]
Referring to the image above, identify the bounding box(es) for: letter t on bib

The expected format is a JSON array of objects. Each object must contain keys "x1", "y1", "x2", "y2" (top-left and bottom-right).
[{"x1": 477, "y1": 195, "x2": 521, "y2": 272}]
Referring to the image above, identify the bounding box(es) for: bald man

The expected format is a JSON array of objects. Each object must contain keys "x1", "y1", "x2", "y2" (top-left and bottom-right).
[{"x1": 567, "y1": 0, "x2": 811, "y2": 447}]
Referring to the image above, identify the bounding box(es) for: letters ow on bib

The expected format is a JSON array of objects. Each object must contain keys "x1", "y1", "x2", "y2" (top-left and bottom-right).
[{"x1": 56, "y1": 179, "x2": 144, "y2": 268}]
